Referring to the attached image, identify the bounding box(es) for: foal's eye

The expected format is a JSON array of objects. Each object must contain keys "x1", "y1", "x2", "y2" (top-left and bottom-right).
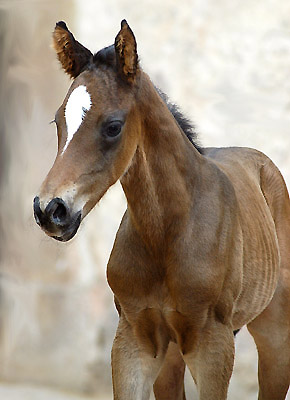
[{"x1": 105, "y1": 121, "x2": 122, "y2": 137}]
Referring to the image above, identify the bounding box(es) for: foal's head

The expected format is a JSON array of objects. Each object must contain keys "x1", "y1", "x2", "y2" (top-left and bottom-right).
[{"x1": 34, "y1": 20, "x2": 141, "y2": 241}]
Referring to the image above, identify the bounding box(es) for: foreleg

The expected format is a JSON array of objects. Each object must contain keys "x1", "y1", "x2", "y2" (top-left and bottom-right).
[
  {"x1": 182, "y1": 319, "x2": 235, "y2": 400},
  {"x1": 111, "y1": 316, "x2": 164, "y2": 400},
  {"x1": 153, "y1": 341, "x2": 186, "y2": 400}
]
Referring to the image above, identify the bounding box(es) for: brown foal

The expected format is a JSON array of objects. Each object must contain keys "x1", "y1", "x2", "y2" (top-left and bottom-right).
[{"x1": 33, "y1": 20, "x2": 290, "y2": 399}]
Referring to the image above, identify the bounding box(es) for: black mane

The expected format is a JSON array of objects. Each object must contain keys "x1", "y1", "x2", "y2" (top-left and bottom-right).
[
  {"x1": 156, "y1": 88, "x2": 202, "y2": 153},
  {"x1": 92, "y1": 47, "x2": 202, "y2": 153}
]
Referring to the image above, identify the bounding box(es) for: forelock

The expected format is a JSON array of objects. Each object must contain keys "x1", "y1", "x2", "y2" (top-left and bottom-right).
[{"x1": 92, "y1": 45, "x2": 116, "y2": 69}]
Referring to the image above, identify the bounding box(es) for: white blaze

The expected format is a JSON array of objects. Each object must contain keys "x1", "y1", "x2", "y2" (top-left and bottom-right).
[{"x1": 62, "y1": 85, "x2": 92, "y2": 154}]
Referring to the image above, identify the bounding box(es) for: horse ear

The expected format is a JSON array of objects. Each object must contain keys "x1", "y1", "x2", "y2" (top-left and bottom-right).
[
  {"x1": 114, "y1": 20, "x2": 138, "y2": 84},
  {"x1": 52, "y1": 21, "x2": 93, "y2": 79}
]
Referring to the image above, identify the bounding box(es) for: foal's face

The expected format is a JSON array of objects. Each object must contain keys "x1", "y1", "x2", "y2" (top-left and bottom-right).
[{"x1": 33, "y1": 20, "x2": 140, "y2": 241}]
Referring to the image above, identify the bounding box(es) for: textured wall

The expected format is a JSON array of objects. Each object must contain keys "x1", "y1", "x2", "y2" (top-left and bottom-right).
[{"x1": 0, "y1": 0, "x2": 290, "y2": 399}]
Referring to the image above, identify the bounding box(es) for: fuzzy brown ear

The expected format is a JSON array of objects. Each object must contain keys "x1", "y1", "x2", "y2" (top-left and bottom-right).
[
  {"x1": 114, "y1": 20, "x2": 138, "y2": 84},
  {"x1": 52, "y1": 21, "x2": 93, "y2": 79}
]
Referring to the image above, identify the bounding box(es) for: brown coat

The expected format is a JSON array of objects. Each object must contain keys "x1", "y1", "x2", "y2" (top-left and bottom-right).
[{"x1": 34, "y1": 20, "x2": 290, "y2": 400}]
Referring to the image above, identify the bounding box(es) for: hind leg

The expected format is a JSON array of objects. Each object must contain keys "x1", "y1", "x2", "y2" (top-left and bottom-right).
[
  {"x1": 247, "y1": 268, "x2": 290, "y2": 400},
  {"x1": 153, "y1": 342, "x2": 186, "y2": 400},
  {"x1": 250, "y1": 166, "x2": 290, "y2": 399}
]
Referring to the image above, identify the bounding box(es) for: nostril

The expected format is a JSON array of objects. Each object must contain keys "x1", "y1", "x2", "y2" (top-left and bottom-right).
[
  {"x1": 45, "y1": 197, "x2": 69, "y2": 226},
  {"x1": 52, "y1": 203, "x2": 67, "y2": 223},
  {"x1": 33, "y1": 196, "x2": 43, "y2": 225}
]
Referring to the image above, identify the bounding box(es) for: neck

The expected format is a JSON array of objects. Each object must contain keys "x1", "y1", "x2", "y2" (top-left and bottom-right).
[{"x1": 120, "y1": 74, "x2": 203, "y2": 252}]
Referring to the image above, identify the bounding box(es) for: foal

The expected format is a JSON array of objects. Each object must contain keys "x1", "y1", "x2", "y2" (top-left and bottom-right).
[{"x1": 34, "y1": 20, "x2": 290, "y2": 400}]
